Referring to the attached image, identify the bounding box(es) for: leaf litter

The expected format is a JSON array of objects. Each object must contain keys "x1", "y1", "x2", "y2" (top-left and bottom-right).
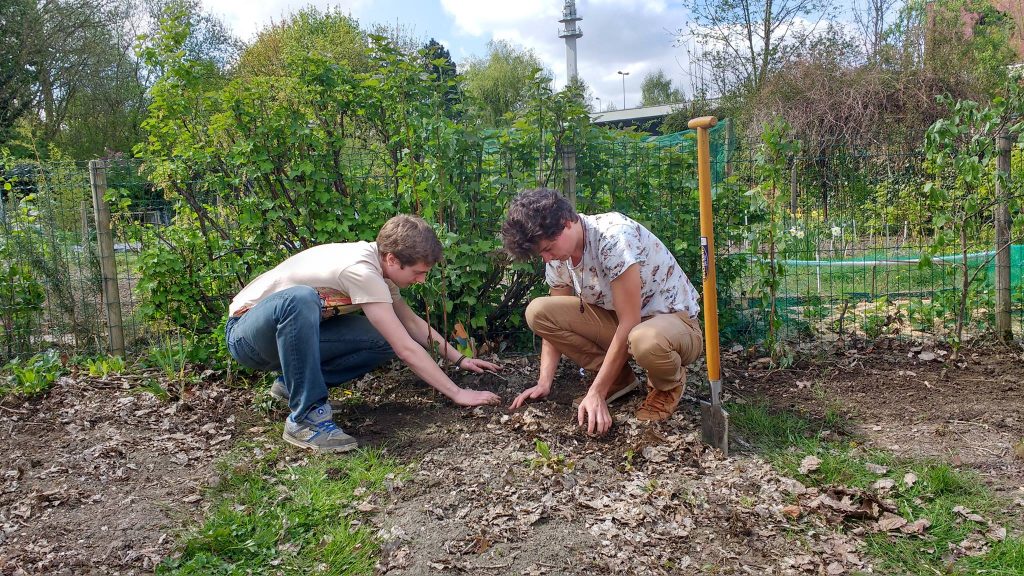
[{"x1": 0, "y1": 346, "x2": 1018, "y2": 575}]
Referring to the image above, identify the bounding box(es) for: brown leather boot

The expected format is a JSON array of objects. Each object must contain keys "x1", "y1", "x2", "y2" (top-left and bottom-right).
[
  {"x1": 572, "y1": 375, "x2": 640, "y2": 408},
  {"x1": 635, "y1": 383, "x2": 684, "y2": 421}
]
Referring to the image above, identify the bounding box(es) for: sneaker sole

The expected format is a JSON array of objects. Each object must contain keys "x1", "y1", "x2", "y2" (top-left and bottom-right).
[
  {"x1": 572, "y1": 378, "x2": 640, "y2": 408},
  {"x1": 282, "y1": 431, "x2": 358, "y2": 453}
]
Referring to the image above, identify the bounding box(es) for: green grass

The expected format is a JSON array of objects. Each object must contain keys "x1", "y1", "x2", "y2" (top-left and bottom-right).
[
  {"x1": 158, "y1": 444, "x2": 404, "y2": 575},
  {"x1": 731, "y1": 402, "x2": 1023, "y2": 576}
]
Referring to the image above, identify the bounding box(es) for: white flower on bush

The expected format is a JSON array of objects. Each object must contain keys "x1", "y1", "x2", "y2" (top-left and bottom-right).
[
  {"x1": 831, "y1": 226, "x2": 842, "y2": 238},
  {"x1": 788, "y1": 226, "x2": 805, "y2": 239}
]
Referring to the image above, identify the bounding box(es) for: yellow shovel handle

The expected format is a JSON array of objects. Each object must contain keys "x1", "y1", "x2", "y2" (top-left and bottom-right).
[{"x1": 688, "y1": 116, "x2": 720, "y2": 382}]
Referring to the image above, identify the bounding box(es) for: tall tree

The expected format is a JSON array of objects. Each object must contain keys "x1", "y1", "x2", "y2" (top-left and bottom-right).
[
  {"x1": 678, "y1": 0, "x2": 834, "y2": 97},
  {"x1": 1, "y1": 0, "x2": 238, "y2": 158},
  {"x1": 0, "y1": 0, "x2": 37, "y2": 142},
  {"x1": 235, "y1": 7, "x2": 366, "y2": 78},
  {"x1": 853, "y1": 0, "x2": 901, "y2": 59},
  {"x1": 422, "y1": 38, "x2": 461, "y2": 116},
  {"x1": 640, "y1": 70, "x2": 684, "y2": 106},
  {"x1": 461, "y1": 40, "x2": 551, "y2": 126}
]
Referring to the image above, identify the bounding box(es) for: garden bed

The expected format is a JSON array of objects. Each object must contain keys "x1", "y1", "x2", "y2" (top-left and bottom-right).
[{"x1": 0, "y1": 340, "x2": 1021, "y2": 574}]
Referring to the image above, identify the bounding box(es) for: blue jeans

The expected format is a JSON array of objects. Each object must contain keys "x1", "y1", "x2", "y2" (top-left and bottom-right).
[{"x1": 225, "y1": 286, "x2": 395, "y2": 420}]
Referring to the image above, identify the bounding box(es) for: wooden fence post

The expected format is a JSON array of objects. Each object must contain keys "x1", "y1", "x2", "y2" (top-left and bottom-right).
[
  {"x1": 994, "y1": 131, "x2": 1014, "y2": 343},
  {"x1": 89, "y1": 160, "x2": 125, "y2": 357}
]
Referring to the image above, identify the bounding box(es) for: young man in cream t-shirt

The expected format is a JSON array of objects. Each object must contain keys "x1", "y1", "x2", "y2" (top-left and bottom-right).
[{"x1": 226, "y1": 215, "x2": 501, "y2": 451}]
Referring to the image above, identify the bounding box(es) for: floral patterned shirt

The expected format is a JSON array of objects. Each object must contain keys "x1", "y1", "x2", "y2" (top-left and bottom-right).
[{"x1": 544, "y1": 212, "x2": 700, "y2": 318}]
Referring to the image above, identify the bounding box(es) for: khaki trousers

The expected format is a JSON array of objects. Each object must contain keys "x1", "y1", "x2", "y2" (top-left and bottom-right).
[{"x1": 525, "y1": 296, "x2": 704, "y2": 392}]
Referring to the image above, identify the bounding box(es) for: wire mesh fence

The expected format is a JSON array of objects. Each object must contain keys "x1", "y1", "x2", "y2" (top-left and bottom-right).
[
  {"x1": 0, "y1": 125, "x2": 1020, "y2": 363},
  {"x1": 0, "y1": 161, "x2": 104, "y2": 363}
]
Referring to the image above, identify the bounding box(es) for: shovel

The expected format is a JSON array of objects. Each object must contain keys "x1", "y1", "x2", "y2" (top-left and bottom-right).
[{"x1": 689, "y1": 116, "x2": 729, "y2": 456}]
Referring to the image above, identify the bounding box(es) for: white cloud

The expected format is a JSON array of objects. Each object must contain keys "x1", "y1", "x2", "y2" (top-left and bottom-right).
[
  {"x1": 200, "y1": 0, "x2": 698, "y2": 111},
  {"x1": 439, "y1": 0, "x2": 559, "y2": 36}
]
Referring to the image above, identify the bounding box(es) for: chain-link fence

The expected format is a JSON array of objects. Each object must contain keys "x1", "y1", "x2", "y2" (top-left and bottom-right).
[{"x1": 0, "y1": 125, "x2": 1020, "y2": 363}]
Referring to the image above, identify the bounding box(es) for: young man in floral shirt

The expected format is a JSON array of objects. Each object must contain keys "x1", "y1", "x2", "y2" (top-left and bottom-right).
[{"x1": 502, "y1": 188, "x2": 703, "y2": 435}]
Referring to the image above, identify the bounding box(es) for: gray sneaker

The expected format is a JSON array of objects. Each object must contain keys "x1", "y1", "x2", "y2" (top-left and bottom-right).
[
  {"x1": 270, "y1": 376, "x2": 288, "y2": 403},
  {"x1": 283, "y1": 403, "x2": 358, "y2": 452}
]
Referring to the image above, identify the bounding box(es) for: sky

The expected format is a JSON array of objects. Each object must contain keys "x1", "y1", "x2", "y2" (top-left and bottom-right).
[{"x1": 198, "y1": 0, "x2": 700, "y2": 111}]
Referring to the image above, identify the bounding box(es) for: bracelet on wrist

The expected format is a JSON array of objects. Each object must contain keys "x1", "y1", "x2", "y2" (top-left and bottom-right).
[{"x1": 453, "y1": 354, "x2": 467, "y2": 368}]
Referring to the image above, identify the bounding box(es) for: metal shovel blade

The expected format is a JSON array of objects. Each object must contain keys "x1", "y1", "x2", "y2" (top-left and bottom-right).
[{"x1": 700, "y1": 401, "x2": 729, "y2": 456}]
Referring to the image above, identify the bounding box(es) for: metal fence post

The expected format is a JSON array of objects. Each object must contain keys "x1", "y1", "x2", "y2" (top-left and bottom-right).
[
  {"x1": 560, "y1": 143, "x2": 577, "y2": 209},
  {"x1": 89, "y1": 160, "x2": 125, "y2": 356},
  {"x1": 790, "y1": 156, "x2": 799, "y2": 215},
  {"x1": 724, "y1": 118, "x2": 734, "y2": 178},
  {"x1": 994, "y1": 132, "x2": 1014, "y2": 342}
]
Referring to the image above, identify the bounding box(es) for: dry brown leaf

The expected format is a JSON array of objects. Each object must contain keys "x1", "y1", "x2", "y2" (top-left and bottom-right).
[
  {"x1": 900, "y1": 518, "x2": 931, "y2": 535},
  {"x1": 865, "y1": 463, "x2": 889, "y2": 475},
  {"x1": 876, "y1": 512, "x2": 907, "y2": 531},
  {"x1": 953, "y1": 505, "x2": 986, "y2": 523},
  {"x1": 872, "y1": 479, "x2": 896, "y2": 492},
  {"x1": 986, "y1": 525, "x2": 1007, "y2": 541},
  {"x1": 799, "y1": 455, "x2": 821, "y2": 475},
  {"x1": 781, "y1": 504, "x2": 802, "y2": 519},
  {"x1": 826, "y1": 561, "x2": 846, "y2": 575},
  {"x1": 903, "y1": 472, "x2": 918, "y2": 487}
]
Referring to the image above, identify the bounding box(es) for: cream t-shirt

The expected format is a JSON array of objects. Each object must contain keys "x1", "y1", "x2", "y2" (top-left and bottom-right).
[
  {"x1": 229, "y1": 242, "x2": 401, "y2": 318},
  {"x1": 544, "y1": 212, "x2": 700, "y2": 318}
]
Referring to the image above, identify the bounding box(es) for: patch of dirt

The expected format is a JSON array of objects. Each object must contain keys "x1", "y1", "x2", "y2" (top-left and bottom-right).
[
  {"x1": 735, "y1": 338, "x2": 1024, "y2": 496},
  {"x1": 0, "y1": 371, "x2": 253, "y2": 575},
  {"x1": 2, "y1": 343, "x2": 1020, "y2": 575},
  {"x1": 349, "y1": 361, "x2": 868, "y2": 575}
]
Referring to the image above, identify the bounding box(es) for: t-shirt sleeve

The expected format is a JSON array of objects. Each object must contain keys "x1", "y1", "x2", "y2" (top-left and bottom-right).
[
  {"x1": 600, "y1": 223, "x2": 646, "y2": 281},
  {"x1": 338, "y1": 262, "x2": 395, "y2": 304},
  {"x1": 545, "y1": 261, "x2": 571, "y2": 289}
]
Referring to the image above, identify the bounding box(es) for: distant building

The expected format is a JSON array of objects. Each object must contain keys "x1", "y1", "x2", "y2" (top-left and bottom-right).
[{"x1": 589, "y1": 104, "x2": 681, "y2": 134}]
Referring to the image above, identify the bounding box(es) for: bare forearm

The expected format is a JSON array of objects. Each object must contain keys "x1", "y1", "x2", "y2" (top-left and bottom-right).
[
  {"x1": 590, "y1": 328, "x2": 633, "y2": 395},
  {"x1": 401, "y1": 311, "x2": 462, "y2": 364},
  {"x1": 537, "y1": 338, "x2": 561, "y2": 388},
  {"x1": 395, "y1": 343, "x2": 462, "y2": 398}
]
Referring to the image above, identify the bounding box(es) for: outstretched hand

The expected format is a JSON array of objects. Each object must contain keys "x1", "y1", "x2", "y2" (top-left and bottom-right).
[
  {"x1": 451, "y1": 388, "x2": 501, "y2": 407},
  {"x1": 577, "y1": 393, "x2": 613, "y2": 435},
  {"x1": 509, "y1": 383, "x2": 551, "y2": 410},
  {"x1": 459, "y1": 357, "x2": 501, "y2": 374}
]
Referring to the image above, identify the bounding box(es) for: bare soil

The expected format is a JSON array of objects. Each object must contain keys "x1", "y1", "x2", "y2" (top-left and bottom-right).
[
  {"x1": 736, "y1": 338, "x2": 1024, "y2": 496},
  {"x1": 1, "y1": 340, "x2": 1021, "y2": 575}
]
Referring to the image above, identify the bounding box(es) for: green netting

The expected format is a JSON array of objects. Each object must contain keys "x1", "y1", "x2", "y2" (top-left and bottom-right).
[
  {"x1": 778, "y1": 245, "x2": 1024, "y2": 291},
  {"x1": 479, "y1": 119, "x2": 735, "y2": 190},
  {"x1": 647, "y1": 120, "x2": 733, "y2": 193}
]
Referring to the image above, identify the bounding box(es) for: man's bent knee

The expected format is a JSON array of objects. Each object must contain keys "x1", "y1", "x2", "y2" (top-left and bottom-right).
[
  {"x1": 628, "y1": 322, "x2": 669, "y2": 362},
  {"x1": 525, "y1": 297, "x2": 554, "y2": 332}
]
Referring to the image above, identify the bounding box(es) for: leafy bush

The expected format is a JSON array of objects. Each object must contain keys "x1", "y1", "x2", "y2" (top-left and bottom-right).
[{"x1": 2, "y1": 349, "x2": 64, "y2": 398}]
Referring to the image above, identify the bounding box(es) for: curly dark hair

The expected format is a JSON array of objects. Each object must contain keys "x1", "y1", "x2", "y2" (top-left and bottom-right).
[{"x1": 501, "y1": 188, "x2": 578, "y2": 260}]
